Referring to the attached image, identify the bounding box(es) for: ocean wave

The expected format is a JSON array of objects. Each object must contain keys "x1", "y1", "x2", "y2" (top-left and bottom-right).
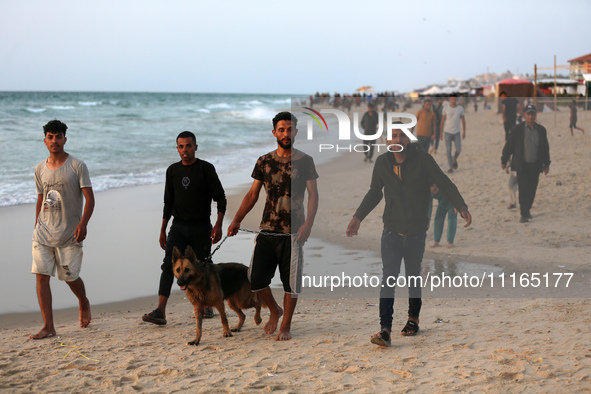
[
  {"x1": 78, "y1": 101, "x2": 102, "y2": 106},
  {"x1": 48, "y1": 105, "x2": 76, "y2": 110},
  {"x1": 241, "y1": 100, "x2": 263, "y2": 106},
  {"x1": 197, "y1": 108, "x2": 211, "y2": 113},
  {"x1": 270, "y1": 98, "x2": 292, "y2": 105},
  {"x1": 26, "y1": 108, "x2": 46, "y2": 113},
  {"x1": 230, "y1": 107, "x2": 278, "y2": 122},
  {"x1": 206, "y1": 103, "x2": 232, "y2": 109}
]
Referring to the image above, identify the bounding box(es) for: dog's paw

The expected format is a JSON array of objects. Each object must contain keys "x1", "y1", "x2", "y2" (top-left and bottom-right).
[
  {"x1": 223, "y1": 331, "x2": 233, "y2": 338},
  {"x1": 230, "y1": 327, "x2": 241, "y2": 332},
  {"x1": 188, "y1": 340, "x2": 200, "y2": 346},
  {"x1": 254, "y1": 316, "x2": 262, "y2": 325}
]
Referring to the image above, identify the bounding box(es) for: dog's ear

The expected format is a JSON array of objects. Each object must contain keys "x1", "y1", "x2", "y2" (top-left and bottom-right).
[
  {"x1": 172, "y1": 246, "x2": 182, "y2": 262},
  {"x1": 184, "y1": 245, "x2": 197, "y2": 262}
]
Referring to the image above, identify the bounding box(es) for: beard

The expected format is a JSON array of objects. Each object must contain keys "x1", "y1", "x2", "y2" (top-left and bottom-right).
[{"x1": 277, "y1": 137, "x2": 292, "y2": 149}]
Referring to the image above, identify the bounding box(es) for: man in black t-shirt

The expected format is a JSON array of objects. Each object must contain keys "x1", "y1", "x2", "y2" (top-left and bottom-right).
[{"x1": 142, "y1": 131, "x2": 226, "y2": 325}]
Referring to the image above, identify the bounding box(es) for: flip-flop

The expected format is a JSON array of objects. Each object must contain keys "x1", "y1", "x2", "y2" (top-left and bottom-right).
[
  {"x1": 142, "y1": 309, "x2": 167, "y2": 325},
  {"x1": 401, "y1": 320, "x2": 419, "y2": 336},
  {"x1": 370, "y1": 330, "x2": 391, "y2": 347}
]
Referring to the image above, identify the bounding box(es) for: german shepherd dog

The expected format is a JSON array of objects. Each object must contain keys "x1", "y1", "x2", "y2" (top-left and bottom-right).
[{"x1": 172, "y1": 245, "x2": 263, "y2": 345}]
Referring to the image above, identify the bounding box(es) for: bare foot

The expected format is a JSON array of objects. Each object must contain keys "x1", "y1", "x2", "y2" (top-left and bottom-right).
[
  {"x1": 275, "y1": 328, "x2": 292, "y2": 341},
  {"x1": 445, "y1": 242, "x2": 454, "y2": 249},
  {"x1": 30, "y1": 328, "x2": 56, "y2": 340},
  {"x1": 430, "y1": 242, "x2": 440, "y2": 248},
  {"x1": 264, "y1": 306, "x2": 283, "y2": 334},
  {"x1": 80, "y1": 297, "x2": 92, "y2": 328}
]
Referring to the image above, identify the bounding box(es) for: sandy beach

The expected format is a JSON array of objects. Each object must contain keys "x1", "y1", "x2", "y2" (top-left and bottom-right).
[{"x1": 1, "y1": 103, "x2": 590, "y2": 392}]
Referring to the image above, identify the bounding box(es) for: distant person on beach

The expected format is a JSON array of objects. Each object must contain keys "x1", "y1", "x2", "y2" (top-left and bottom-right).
[
  {"x1": 429, "y1": 98, "x2": 443, "y2": 154},
  {"x1": 500, "y1": 92, "x2": 522, "y2": 209},
  {"x1": 346, "y1": 123, "x2": 471, "y2": 347},
  {"x1": 413, "y1": 99, "x2": 436, "y2": 152},
  {"x1": 428, "y1": 184, "x2": 457, "y2": 248},
  {"x1": 30, "y1": 120, "x2": 95, "y2": 339},
  {"x1": 360, "y1": 103, "x2": 380, "y2": 162},
  {"x1": 440, "y1": 93, "x2": 466, "y2": 173},
  {"x1": 228, "y1": 111, "x2": 319, "y2": 341},
  {"x1": 569, "y1": 100, "x2": 585, "y2": 136},
  {"x1": 142, "y1": 131, "x2": 226, "y2": 325},
  {"x1": 501, "y1": 105, "x2": 551, "y2": 223},
  {"x1": 500, "y1": 91, "x2": 523, "y2": 141}
]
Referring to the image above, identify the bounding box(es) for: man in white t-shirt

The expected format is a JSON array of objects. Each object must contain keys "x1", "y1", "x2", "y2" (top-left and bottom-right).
[
  {"x1": 440, "y1": 94, "x2": 466, "y2": 173},
  {"x1": 30, "y1": 120, "x2": 95, "y2": 339}
]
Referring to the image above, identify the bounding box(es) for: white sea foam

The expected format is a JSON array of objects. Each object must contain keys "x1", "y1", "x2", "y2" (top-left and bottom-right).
[
  {"x1": 206, "y1": 102, "x2": 232, "y2": 109},
  {"x1": 48, "y1": 105, "x2": 76, "y2": 110},
  {"x1": 231, "y1": 107, "x2": 277, "y2": 122},
  {"x1": 78, "y1": 101, "x2": 102, "y2": 106},
  {"x1": 241, "y1": 100, "x2": 263, "y2": 106},
  {"x1": 26, "y1": 108, "x2": 46, "y2": 113}
]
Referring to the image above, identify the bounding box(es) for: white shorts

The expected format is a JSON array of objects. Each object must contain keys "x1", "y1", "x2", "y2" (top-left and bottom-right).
[{"x1": 32, "y1": 241, "x2": 83, "y2": 282}]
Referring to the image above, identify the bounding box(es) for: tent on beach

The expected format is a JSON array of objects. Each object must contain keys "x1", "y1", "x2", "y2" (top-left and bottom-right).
[
  {"x1": 495, "y1": 78, "x2": 534, "y2": 112},
  {"x1": 496, "y1": 78, "x2": 534, "y2": 97}
]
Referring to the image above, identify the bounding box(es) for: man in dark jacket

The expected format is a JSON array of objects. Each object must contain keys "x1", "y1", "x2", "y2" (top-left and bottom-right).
[
  {"x1": 501, "y1": 104, "x2": 550, "y2": 223},
  {"x1": 346, "y1": 127, "x2": 472, "y2": 347}
]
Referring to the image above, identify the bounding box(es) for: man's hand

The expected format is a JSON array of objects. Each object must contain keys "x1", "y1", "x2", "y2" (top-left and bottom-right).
[
  {"x1": 543, "y1": 166, "x2": 549, "y2": 175},
  {"x1": 346, "y1": 216, "x2": 361, "y2": 237},
  {"x1": 227, "y1": 221, "x2": 240, "y2": 237},
  {"x1": 297, "y1": 222, "x2": 313, "y2": 243},
  {"x1": 501, "y1": 163, "x2": 506, "y2": 171},
  {"x1": 211, "y1": 223, "x2": 222, "y2": 244},
  {"x1": 459, "y1": 209, "x2": 472, "y2": 228},
  {"x1": 159, "y1": 230, "x2": 167, "y2": 250},
  {"x1": 74, "y1": 223, "x2": 88, "y2": 243}
]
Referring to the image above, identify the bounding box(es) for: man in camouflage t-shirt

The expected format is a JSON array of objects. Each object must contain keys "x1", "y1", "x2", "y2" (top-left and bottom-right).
[{"x1": 228, "y1": 111, "x2": 319, "y2": 341}]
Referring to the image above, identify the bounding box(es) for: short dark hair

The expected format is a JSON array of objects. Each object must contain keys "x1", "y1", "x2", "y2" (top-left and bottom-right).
[
  {"x1": 450, "y1": 93, "x2": 458, "y2": 98},
  {"x1": 43, "y1": 119, "x2": 67, "y2": 136},
  {"x1": 272, "y1": 111, "x2": 297, "y2": 130},
  {"x1": 176, "y1": 131, "x2": 196, "y2": 144},
  {"x1": 500, "y1": 91, "x2": 508, "y2": 97}
]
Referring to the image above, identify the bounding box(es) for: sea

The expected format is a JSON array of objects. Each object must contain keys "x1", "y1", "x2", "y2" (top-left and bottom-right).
[{"x1": 0, "y1": 91, "x2": 305, "y2": 207}]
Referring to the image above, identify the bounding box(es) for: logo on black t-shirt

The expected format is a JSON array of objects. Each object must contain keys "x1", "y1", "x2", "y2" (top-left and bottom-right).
[{"x1": 182, "y1": 177, "x2": 190, "y2": 189}]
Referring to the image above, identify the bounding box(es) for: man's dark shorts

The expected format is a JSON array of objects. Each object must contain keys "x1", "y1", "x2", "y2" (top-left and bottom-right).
[{"x1": 249, "y1": 232, "x2": 303, "y2": 294}]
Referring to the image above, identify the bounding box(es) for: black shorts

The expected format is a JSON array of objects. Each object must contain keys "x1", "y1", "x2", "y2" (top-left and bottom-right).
[{"x1": 249, "y1": 233, "x2": 303, "y2": 294}]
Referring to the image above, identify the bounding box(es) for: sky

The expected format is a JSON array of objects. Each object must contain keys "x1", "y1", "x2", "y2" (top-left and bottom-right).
[{"x1": 1, "y1": 0, "x2": 590, "y2": 95}]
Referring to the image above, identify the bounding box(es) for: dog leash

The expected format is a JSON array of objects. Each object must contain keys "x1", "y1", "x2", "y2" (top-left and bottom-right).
[
  {"x1": 208, "y1": 228, "x2": 294, "y2": 259},
  {"x1": 238, "y1": 228, "x2": 293, "y2": 237},
  {"x1": 209, "y1": 235, "x2": 229, "y2": 259}
]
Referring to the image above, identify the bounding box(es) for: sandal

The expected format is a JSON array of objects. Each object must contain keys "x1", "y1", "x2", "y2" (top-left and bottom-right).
[
  {"x1": 142, "y1": 309, "x2": 167, "y2": 325},
  {"x1": 370, "y1": 330, "x2": 391, "y2": 347},
  {"x1": 401, "y1": 320, "x2": 419, "y2": 336}
]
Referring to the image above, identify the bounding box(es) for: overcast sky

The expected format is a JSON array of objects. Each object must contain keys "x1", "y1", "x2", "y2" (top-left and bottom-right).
[{"x1": 1, "y1": 0, "x2": 590, "y2": 94}]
